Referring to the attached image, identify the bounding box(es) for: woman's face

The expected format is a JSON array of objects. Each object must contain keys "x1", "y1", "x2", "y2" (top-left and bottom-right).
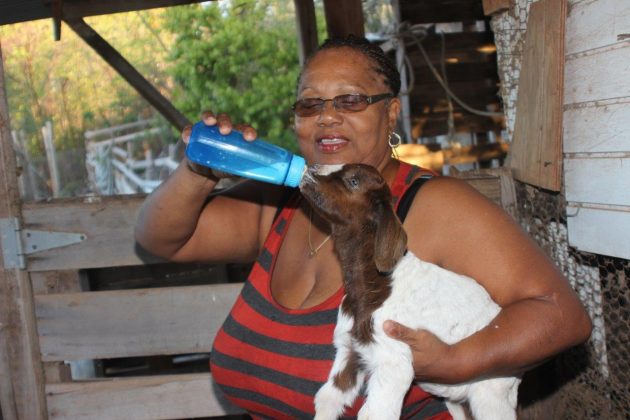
[{"x1": 294, "y1": 47, "x2": 400, "y2": 171}]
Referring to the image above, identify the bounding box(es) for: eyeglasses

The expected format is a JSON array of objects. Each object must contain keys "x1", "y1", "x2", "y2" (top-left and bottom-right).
[{"x1": 292, "y1": 93, "x2": 394, "y2": 117}]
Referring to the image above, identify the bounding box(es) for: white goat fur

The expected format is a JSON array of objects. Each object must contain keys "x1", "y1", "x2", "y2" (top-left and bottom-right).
[{"x1": 307, "y1": 165, "x2": 521, "y2": 420}]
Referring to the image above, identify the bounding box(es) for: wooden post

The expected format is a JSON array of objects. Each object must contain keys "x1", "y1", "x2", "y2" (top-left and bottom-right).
[
  {"x1": 322, "y1": 0, "x2": 365, "y2": 39},
  {"x1": 17, "y1": 130, "x2": 46, "y2": 201},
  {"x1": 293, "y1": 0, "x2": 319, "y2": 65},
  {"x1": 0, "y1": 41, "x2": 48, "y2": 420},
  {"x1": 11, "y1": 131, "x2": 31, "y2": 201},
  {"x1": 42, "y1": 120, "x2": 61, "y2": 197},
  {"x1": 144, "y1": 147, "x2": 156, "y2": 181},
  {"x1": 65, "y1": 18, "x2": 190, "y2": 132}
]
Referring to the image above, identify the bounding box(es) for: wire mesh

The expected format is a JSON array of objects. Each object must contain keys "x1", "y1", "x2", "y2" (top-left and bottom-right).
[{"x1": 515, "y1": 181, "x2": 629, "y2": 419}]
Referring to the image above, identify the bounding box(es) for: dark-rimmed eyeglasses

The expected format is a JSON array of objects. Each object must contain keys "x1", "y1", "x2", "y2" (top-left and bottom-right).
[{"x1": 292, "y1": 93, "x2": 394, "y2": 117}]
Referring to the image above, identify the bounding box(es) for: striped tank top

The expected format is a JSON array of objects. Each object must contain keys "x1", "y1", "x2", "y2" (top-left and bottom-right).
[{"x1": 210, "y1": 162, "x2": 451, "y2": 419}]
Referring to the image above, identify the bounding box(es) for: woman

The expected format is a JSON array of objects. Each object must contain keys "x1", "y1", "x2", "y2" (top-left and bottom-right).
[{"x1": 135, "y1": 36, "x2": 592, "y2": 419}]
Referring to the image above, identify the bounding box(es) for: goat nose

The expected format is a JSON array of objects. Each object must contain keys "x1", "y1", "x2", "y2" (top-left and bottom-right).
[{"x1": 299, "y1": 167, "x2": 318, "y2": 188}]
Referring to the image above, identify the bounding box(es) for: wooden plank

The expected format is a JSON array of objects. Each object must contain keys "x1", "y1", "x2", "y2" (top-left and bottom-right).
[
  {"x1": 322, "y1": 0, "x2": 364, "y2": 38},
  {"x1": 565, "y1": 0, "x2": 630, "y2": 55},
  {"x1": 482, "y1": 0, "x2": 512, "y2": 15},
  {"x1": 0, "y1": 0, "x2": 209, "y2": 26},
  {"x1": 30, "y1": 270, "x2": 84, "y2": 295},
  {"x1": 65, "y1": 18, "x2": 190, "y2": 131},
  {"x1": 567, "y1": 204, "x2": 630, "y2": 260},
  {"x1": 509, "y1": 0, "x2": 566, "y2": 191},
  {"x1": 46, "y1": 373, "x2": 243, "y2": 420},
  {"x1": 564, "y1": 156, "x2": 630, "y2": 206},
  {"x1": 32, "y1": 271, "x2": 84, "y2": 384},
  {"x1": 36, "y1": 284, "x2": 242, "y2": 361},
  {"x1": 0, "y1": 41, "x2": 47, "y2": 420},
  {"x1": 0, "y1": 321, "x2": 18, "y2": 420},
  {"x1": 564, "y1": 99, "x2": 630, "y2": 154},
  {"x1": 21, "y1": 195, "x2": 162, "y2": 271},
  {"x1": 564, "y1": 43, "x2": 630, "y2": 105},
  {"x1": 294, "y1": 0, "x2": 319, "y2": 65},
  {"x1": 450, "y1": 170, "x2": 502, "y2": 206}
]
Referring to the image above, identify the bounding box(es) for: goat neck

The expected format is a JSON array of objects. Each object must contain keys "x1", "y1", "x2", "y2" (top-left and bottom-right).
[{"x1": 331, "y1": 222, "x2": 393, "y2": 345}]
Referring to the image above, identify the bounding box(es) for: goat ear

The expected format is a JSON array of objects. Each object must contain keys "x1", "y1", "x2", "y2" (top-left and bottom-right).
[{"x1": 374, "y1": 201, "x2": 408, "y2": 273}]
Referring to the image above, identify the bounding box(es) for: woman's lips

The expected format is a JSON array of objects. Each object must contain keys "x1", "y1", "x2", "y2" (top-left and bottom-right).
[{"x1": 317, "y1": 137, "x2": 348, "y2": 153}]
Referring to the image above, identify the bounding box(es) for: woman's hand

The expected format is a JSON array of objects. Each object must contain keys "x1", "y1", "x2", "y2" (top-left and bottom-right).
[
  {"x1": 383, "y1": 320, "x2": 458, "y2": 383},
  {"x1": 182, "y1": 111, "x2": 258, "y2": 178}
]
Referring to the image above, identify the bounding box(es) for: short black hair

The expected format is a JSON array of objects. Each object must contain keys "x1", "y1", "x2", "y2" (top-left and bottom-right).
[{"x1": 299, "y1": 34, "x2": 401, "y2": 96}]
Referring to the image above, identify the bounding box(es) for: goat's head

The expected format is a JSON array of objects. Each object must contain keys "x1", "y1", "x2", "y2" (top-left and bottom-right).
[{"x1": 300, "y1": 163, "x2": 408, "y2": 273}]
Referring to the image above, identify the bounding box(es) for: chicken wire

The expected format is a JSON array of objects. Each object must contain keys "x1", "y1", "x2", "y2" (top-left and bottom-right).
[{"x1": 515, "y1": 181, "x2": 629, "y2": 419}]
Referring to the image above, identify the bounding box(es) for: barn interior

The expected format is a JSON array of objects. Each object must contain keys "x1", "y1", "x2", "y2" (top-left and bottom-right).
[{"x1": 1, "y1": 1, "x2": 628, "y2": 420}]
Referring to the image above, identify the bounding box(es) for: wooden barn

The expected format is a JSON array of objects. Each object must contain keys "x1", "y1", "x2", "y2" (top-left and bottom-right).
[{"x1": 1, "y1": 0, "x2": 629, "y2": 419}]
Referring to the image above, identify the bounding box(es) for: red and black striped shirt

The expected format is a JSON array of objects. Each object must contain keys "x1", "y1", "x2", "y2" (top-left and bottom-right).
[{"x1": 211, "y1": 162, "x2": 451, "y2": 419}]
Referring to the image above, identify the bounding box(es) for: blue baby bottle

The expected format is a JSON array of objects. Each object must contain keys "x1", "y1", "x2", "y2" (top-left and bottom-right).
[{"x1": 185, "y1": 121, "x2": 306, "y2": 187}]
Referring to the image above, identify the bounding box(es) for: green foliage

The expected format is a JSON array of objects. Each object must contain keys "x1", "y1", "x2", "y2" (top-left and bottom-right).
[
  {"x1": 0, "y1": 0, "x2": 333, "y2": 157},
  {"x1": 163, "y1": 0, "x2": 302, "y2": 152},
  {"x1": 0, "y1": 10, "x2": 175, "y2": 157}
]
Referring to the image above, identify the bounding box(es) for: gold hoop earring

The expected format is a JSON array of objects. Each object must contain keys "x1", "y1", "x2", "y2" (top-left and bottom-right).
[
  {"x1": 388, "y1": 132, "x2": 401, "y2": 160},
  {"x1": 388, "y1": 132, "x2": 402, "y2": 148}
]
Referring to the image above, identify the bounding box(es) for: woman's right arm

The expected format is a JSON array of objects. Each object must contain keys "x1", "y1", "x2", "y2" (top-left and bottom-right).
[{"x1": 134, "y1": 114, "x2": 267, "y2": 264}]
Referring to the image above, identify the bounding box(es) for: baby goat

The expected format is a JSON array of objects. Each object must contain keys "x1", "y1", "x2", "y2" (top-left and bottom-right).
[{"x1": 300, "y1": 163, "x2": 520, "y2": 420}]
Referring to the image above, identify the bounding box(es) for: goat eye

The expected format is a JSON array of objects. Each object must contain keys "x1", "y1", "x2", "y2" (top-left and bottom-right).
[{"x1": 347, "y1": 177, "x2": 360, "y2": 189}]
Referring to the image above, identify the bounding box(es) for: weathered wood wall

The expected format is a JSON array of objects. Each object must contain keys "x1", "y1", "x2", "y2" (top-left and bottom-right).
[
  {"x1": 0, "y1": 41, "x2": 48, "y2": 420},
  {"x1": 563, "y1": 0, "x2": 630, "y2": 260}
]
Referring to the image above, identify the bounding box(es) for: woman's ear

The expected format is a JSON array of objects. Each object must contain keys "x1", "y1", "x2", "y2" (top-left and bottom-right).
[
  {"x1": 387, "y1": 97, "x2": 401, "y2": 129},
  {"x1": 373, "y1": 200, "x2": 407, "y2": 274}
]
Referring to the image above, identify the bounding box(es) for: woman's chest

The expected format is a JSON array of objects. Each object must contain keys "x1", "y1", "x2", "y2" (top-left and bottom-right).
[{"x1": 270, "y1": 210, "x2": 344, "y2": 310}]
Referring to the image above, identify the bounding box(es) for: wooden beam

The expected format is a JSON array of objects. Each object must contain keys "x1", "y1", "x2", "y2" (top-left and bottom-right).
[
  {"x1": 64, "y1": 18, "x2": 190, "y2": 131},
  {"x1": 322, "y1": 0, "x2": 364, "y2": 39},
  {"x1": 0, "y1": 0, "x2": 209, "y2": 26},
  {"x1": 0, "y1": 41, "x2": 47, "y2": 420},
  {"x1": 482, "y1": 0, "x2": 512, "y2": 16},
  {"x1": 294, "y1": 0, "x2": 319, "y2": 65},
  {"x1": 46, "y1": 373, "x2": 243, "y2": 420},
  {"x1": 35, "y1": 284, "x2": 242, "y2": 361}
]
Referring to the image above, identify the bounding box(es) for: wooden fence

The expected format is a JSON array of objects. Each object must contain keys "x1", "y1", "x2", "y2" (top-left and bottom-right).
[
  {"x1": 85, "y1": 119, "x2": 178, "y2": 196},
  {"x1": 3, "y1": 192, "x2": 247, "y2": 419}
]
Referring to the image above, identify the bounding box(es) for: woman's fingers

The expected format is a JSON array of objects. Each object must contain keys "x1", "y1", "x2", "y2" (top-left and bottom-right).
[
  {"x1": 181, "y1": 124, "x2": 192, "y2": 144},
  {"x1": 201, "y1": 110, "x2": 217, "y2": 126},
  {"x1": 198, "y1": 110, "x2": 257, "y2": 140},
  {"x1": 234, "y1": 124, "x2": 258, "y2": 141},
  {"x1": 215, "y1": 113, "x2": 234, "y2": 135}
]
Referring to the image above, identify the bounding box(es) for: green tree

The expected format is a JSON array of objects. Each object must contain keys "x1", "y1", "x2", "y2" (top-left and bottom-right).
[
  {"x1": 0, "y1": 10, "x2": 175, "y2": 157},
  {"x1": 163, "y1": 0, "x2": 303, "y2": 152}
]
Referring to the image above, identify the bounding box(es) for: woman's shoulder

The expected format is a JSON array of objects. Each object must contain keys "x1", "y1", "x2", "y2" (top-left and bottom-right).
[
  {"x1": 402, "y1": 174, "x2": 516, "y2": 262},
  {"x1": 410, "y1": 174, "x2": 499, "y2": 211}
]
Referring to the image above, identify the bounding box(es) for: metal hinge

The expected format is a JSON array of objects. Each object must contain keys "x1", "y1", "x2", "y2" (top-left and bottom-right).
[{"x1": 0, "y1": 217, "x2": 87, "y2": 270}]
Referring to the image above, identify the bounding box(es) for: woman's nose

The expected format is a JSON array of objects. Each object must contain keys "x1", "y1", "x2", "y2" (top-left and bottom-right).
[{"x1": 317, "y1": 100, "x2": 343, "y2": 124}]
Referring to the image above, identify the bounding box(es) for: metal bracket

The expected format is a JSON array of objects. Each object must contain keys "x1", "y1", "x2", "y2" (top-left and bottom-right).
[{"x1": 0, "y1": 217, "x2": 87, "y2": 270}]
